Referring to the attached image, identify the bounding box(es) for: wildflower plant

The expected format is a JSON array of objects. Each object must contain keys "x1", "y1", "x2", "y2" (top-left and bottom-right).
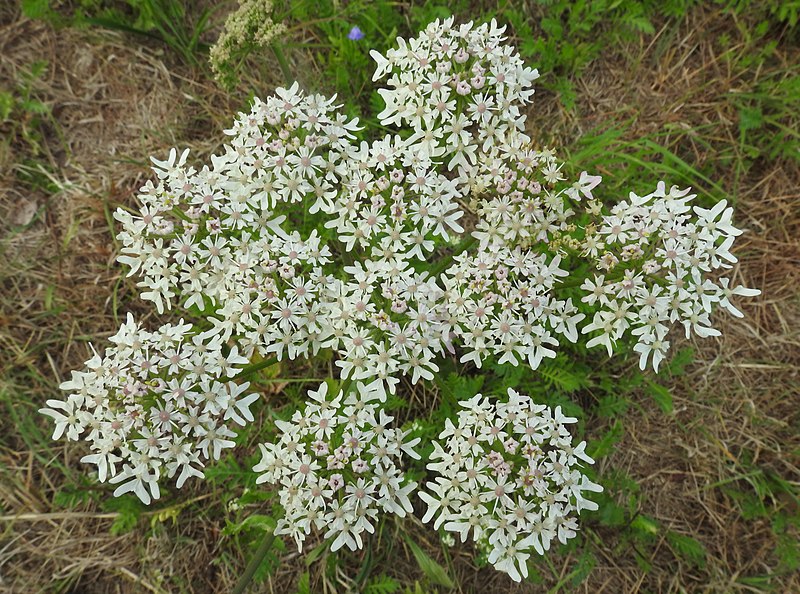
[
  {"x1": 209, "y1": 0, "x2": 287, "y2": 88},
  {"x1": 42, "y1": 16, "x2": 760, "y2": 584}
]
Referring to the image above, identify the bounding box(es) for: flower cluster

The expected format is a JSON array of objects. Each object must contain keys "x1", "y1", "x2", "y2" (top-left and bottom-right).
[
  {"x1": 371, "y1": 17, "x2": 539, "y2": 176},
  {"x1": 253, "y1": 381, "x2": 419, "y2": 552},
  {"x1": 114, "y1": 83, "x2": 357, "y2": 314},
  {"x1": 468, "y1": 136, "x2": 600, "y2": 253},
  {"x1": 419, "y1": 388, "x2": 601, "y2": 582},
  {"x1": 318, "y1": 263, "x2": 447, "y2": 389},
  {"x1": 325, "y1": 135, "x2": 464, "y2": 259},
  {"x1": 580, "y1": 182, "x2": 760, "y2": 371},
  {"x1": 41, "y1": 314, "x2": 259, "y2": 504},
  {"x1": 209, "y1": 0, "x2": 286, "y2": 87},
  {"x1": 41, "y1": 16, "x2": 762, "y2": 582},
  {"x1": 442, "y1": 249, "x2": 583, "y2": 369}
]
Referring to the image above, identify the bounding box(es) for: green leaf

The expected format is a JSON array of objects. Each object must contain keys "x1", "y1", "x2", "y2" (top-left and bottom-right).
[
  {"x1": 296, "y1": 571, "x2": 311, "y2": 594},
  {"x1": 364, "y1": 574, "x2": 400, "y2": 594},
  {"x1": 403, "y1": 535, "x2": 455, "y2": 589},
  {"x1": 667, "y1": 531, "x2": 707, "y2": 568},
  {"x1": 0, "y1": 92, "x2": 14, "y2": 121},
  {"x1": 21, "y1": 0, "x2": 50, "y2": 18},
  {"x1": 775, "y1": 521, "x2": 800, "y2": 572},
  {"x1": 596, "y1": 494, "x2": 627, "y2": 527},
  {"x1": 631, "y1": 514, "x2": 659, "y2": 538},
  {"x1": 537, "y1": 359, "x2": 588, "y2": 393},
  {"x1": 647, "y1": 381, "x2": 673, "y2": 414},
  {"x1": 569, "y1": 549, "x2": 596, "y2": 586},
  {"x1": 224, "y1": 513, "x2": 276, "y2": 536},
  {"x1": 52, "y1": 483, "x2": 95, "y2": 509},
  {"x1": 739, "y1": 105, "x2": 764, "y2": 133},
  {"x1": 305, "y1": 539, "x2": 328, "y2": 566},
  {"x1": 665, "y1": 347, "x2": 694, "y2": 376},
  {"x1": 588, "y1": 420, "x2": 623, "y2": 459},
  {"x1": 626, "y1": 15, "x2": 655, "y2": 34},
  {"x1": 442, "y1": 372, "x2": 484, "y2": 401},
  {"x1": 596, "y1": 394, "x2": 629, "y2": 418},
  {"x1": 20, "y1": 99, "x2": 49, "y2": 115},
  {"x1": 103, "y1": 494, "x2": 145, "y2": 536},
  {"x1": 252, "y1": 535, "x2": 285, "y2": 584}
]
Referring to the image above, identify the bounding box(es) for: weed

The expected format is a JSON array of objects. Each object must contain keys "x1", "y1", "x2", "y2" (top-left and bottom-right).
[{"x1": 4, "y1": 1, "x2": 799, "y2": 592}]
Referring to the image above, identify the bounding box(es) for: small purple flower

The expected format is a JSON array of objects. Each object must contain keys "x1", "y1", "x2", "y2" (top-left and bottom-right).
[{"x1": 348, "y1": 26, "x2": 365, "y2": 41}]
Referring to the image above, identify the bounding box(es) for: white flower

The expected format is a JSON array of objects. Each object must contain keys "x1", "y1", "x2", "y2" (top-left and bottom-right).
[
  {"x1": 419, "y1": 388, "x2": 601, "y2": 582},
  {"x1": 253, "y1": 381, "x2": 418, "y2": 552},
  {"x1": 583, "y1": 184, "x2": 759, "y2": 369},
  {"x1": 43, "y1": 315, "x2": 258, "y2": 503}
]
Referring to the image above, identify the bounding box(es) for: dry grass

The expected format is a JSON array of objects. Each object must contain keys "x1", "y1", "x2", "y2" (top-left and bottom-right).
[
  {"x1": 0, "y1": 10, "x2": 251, "y2": 593},
  {"x1": 0, "y1": 2, "x2": 797, "y2": 593}
]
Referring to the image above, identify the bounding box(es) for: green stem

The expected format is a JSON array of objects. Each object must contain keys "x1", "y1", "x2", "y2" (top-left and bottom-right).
[
  {"x1": 339, "y1": 376, "x2": 354, "y2": 396},
  {"x1": 234, "y1": 356, "x2": 280, "y2": 381},
  {"x1": 429, "y1": 235, "x2": 477, "y2": 277},
  {"x1": 231, "y1": 528, "x2": 278, "y2": 594},
  {"x1": 271, "y1": 43, "x2": 295, "y2": 87}
]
